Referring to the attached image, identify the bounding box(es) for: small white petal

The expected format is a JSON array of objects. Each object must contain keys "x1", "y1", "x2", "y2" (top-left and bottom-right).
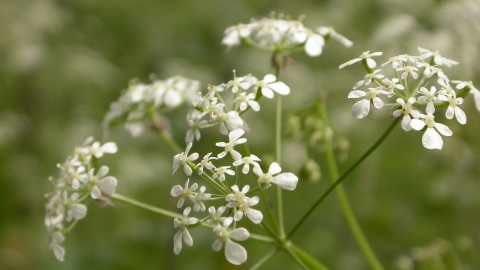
[
  {"x1": 173, "y1": 231, "x2": 183, "y2": 254},
  {"x1": 229, "y1": 228, "x2": 250, "y2": 241},
  {"x1": 268, "y1": 82, "x2": 290, "y2": 95},
  {"x1": 183, "y1": 229, "x2": 193, "y2": 247},
  {"x1": 225, "y1": 240, "x2": 247, "y2": 265},
  {"x1": 70, "y1": 204, "x2": 87, "y2": 220},
  {"x1": 261, "y1": 87, "x2": 274, "y2": 99},
  {"x1": 90, "y1": 185, "x2": 101, "y2": 199},
  {"x1": 212, "y1": 239, "x2": 223, "y2": 252},
  {"x1": 366, "y1": 58, "x2": 376, "y2": 68},
  {"x1": 348, "y1": 90, "x2": 366, "y2": 98},
  {"x1": 98, "y1": 177, "x2": 117, "y2": 195},
  {"x1": 268, "y1": 162, "x2": 281, "y2": 175},
  {"x1": 410, "y1": 119, "x2": 426, "y2": 130},
  {"x1": 434, "y1": 123, "x2": 453, "y2": 136},
  {"x1": 372, "y1": 97, "x2": 384, "y2": 109},
  {"x1": 454, "y1": 107, "x2": 466, "y2": 124},
  {"x1": 171, "y1": 185, "x2": 183, "y2": 196},
  {"x1": 446, "y1": 106, "x2": 454, "y2": 119},
  {"x1": 245, "y1": 208, "x2": 263, "y2": 224},
  {"x1": 272, "y1": 173, "x2": 299, "y2": 190},
  {"x1": 263, "y1": 74, "x2": 276, "y2": 83},
  {"x1": 351, "y1": 99, "x2": 371, "y2": 119},
  {"x1": 423, "y1": 128, "x2": 443, "y2": 150}
]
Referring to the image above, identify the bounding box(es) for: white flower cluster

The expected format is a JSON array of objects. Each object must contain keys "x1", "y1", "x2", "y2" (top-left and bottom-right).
[
  {"x1": 44, "y1": 137, "x2": 118, "y2": 261},
  {"x1": 341, "y1": 48, "x2": 479, "y2": 150},
  {"x1": 184, "y1": 71, "x2": 290, "y2": 144},
  {"x1": 169, "y1": 71, "x2": 299, "y2": 265},
  {"x1": 222, "y1": 13, "x2": 352, "y2": 57},
  {"x1": 103, "y1": 76, "x2": 200, "y2": 137}
]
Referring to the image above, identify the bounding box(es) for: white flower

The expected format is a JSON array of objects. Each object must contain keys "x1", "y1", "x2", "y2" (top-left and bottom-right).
[
  {"x1": 226, "y1": 71, "x2": 251, "y2": 93},
  {"x1": 418, "y1": 86, "x2": 440, "y2": 114},
  {"x1": 226, "y1": 185, "x2": 263, "y2": 224},
  {"x1": 212, "y1": 166, "x2": 235, "y2": 182},
  {"x1": 317, "y1": 26, "x2": 353, "y2": 48},
  {"x1": 213, "y1": 109, "x2": 244, "y2": 135},
  {"x1": 222, "y1": 24, "x2": 252, "y2": 47},
  {"x1": 185, "y1": 112, "x2": 208, "y2": 144},
  {"x1": 392, "y1": 97, "x2": 420, "y2": 131},
  {"x1": 410, "y1": 114, "x2": 453, "y2": 150},
  {"x1": 451, "y1": 80, "x2": 480, "y2": 111},
  {"x1": 253, "y1": 162, "x2": 298, "y2": 190},
  {"x1": 353, "y1": 70, "x2": 384, "y2": 89},
  {"x1": 49, "y1": 231, "x2": 66, "y2": 261},
  {"x1": 212, "y1": 217, "x2": 249, "y2": 265},
  {"x1": 216, "y1": 129, "x2": 247, "y2": 160},
  {"x1": 339, "y1": 51, "x2": 383, "y2": 69},
  {"x1": 382, "y1": 55, "x2": 408, "y2": 68},
  {"x1": 348, "y1": 88, "x2": 386, "y2": 119},
  {"x1": 206, "y1": 206, "x2": 227, "y2": 227},
  {"x1": 170, "y1": 179, "x2": 198, "y2": 208},
  {"x1": 189, "y1": 186, "x2": 211, "y2": 212},
  {"x1": 195, "y1": 152, "x2": 216, "y2": 175},
  {"x1": 234, "y1": 92, "x2": 260, "y2": 111},
  {"x1": 396, "y1": 65, "x2": 419, "y2": 80},
  {"x1": 416, "y1": 62, "x2": 437, "y2": 78},
  {"x1": 438, "y1": 79, "x2": 455, "y2": 96},
  {"x1": 173, "y1": 207, "x2": 198, "y2": 255},
  {"x1": 438, "y1": 94, "x2": 466, "y2": 124},
  {"x1": 233, "y1": 154, "x2": 261, "y2": 174},
  {"x1": 173, "y1": 143, "x2": 199, "y2": 176},
  {"x1": 87, "y1": 166, "x2": 117, "y2": 199},
  {"x1": 252, "y1": 74, "x2": 290, "y2": 99},
  {"x1": 85, "y1": 141, "x2": 118, "y2": 161},
  {"x1": 418, "y1": 47, "x2": 459, "y2": 67},
  {"x1": 63, "y1": 192, "x2": 87, "y2": 222},
  {"x1": 379, "y1": 78, "x2": 404, "y2": 97}
]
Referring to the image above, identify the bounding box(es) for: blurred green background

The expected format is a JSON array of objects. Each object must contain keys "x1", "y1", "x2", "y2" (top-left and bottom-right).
[{"x1": 1, "y1": 0, "x2": 480, "y2": 269}]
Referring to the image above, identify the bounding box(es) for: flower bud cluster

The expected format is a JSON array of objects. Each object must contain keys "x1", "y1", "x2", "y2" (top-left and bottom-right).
[
  {"x1": 103, "y1": 76, "x2": 200, "y2": 137},
  {"x1": 342, "y1": 48, "x2": 479, "y2": 150},
  {"x1": 169, "y1": 71, "x2": 299, "y2": 265},
  {"x1": 44, "y1": 137, "x2": 118, "y2": 261},
  {"x1": 222, "y1": 13, "x2": 352, "y2": 57}
]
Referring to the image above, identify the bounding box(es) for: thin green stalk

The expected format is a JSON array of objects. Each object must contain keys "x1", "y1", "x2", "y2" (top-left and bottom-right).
[
  {"x1": 274, "y1": 65, "x2": 286, "y2": 239},
  {"x1": 260, "y1": 188, "x2": 280, "y2": 233},
  {"x1": 319, "y1": 101, "x2": 385, "y2": 270},
  {"x1": 111, "y1": 193, "x2": 277, "y2": 244},
  {"x1": 287, "y1": 117, "x2": 400, "y2": 240},
  {"x1": 158, "y1": 129, "x2": 182, "y2": 154},
  {"x1": 284, "y1": 246, "x2": 309, "y2": 270},
  {"x1": 289, "y1": 244, "x2": 331, "y2": 270},
  {"x1": 287, "y1": 111, "x2": 399, "y2": 256},
  {"x1": 111, "y1": 193, "x2": 182, "y2": 219},
  {"x1": 250, "y1": 248, "x2": 279, "y2": 270}
]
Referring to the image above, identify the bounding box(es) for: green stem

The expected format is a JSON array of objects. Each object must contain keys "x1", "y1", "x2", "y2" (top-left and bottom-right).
[
  {"x1": 284, "y1": 245, "x2": 309, "y2": 270},
  {"x1": 111, "y1": 193, "x2": 276, "y2": 244},
  {"x1": 260, "y1": 189, "x2": 280, "y2": 233},
  {"x1": 289, "y1": 244, "x2": 331, "y2": 270},
  {"x1": 319, "y1": 101, "x2": 385, "y2": 270},
  {"x1": 274, "y1": 66, "x2": 285, "y2": 239},
  {"x1": 249, "y1": 248, "x2": 279, "y2": 270},
  {"x1": 111, "y1": 193, "x2": 182, "y2": 219},
  {"x1": 287, "y1": 106, "x2": 400, "y2": 269}
]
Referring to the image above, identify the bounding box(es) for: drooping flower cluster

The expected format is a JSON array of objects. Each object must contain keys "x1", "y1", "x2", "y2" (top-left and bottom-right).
[
  {"x1": 103, "y1": 76, "x2": 200, "y2": 137},
  {"x1": 45, "y1": 137, "x2": 118, "y2": 261},
  {"x1": 169, "y1": 71, "x2": 299, "y2": 265},
  {"x1": 341, "y1": 48, "x2": 479, "y2": 150},
  {"x1": 222, "y1": 13, "x2": 352, "y2": 57}
]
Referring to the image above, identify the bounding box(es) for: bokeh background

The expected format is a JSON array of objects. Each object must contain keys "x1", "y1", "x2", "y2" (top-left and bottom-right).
[{"x1": 1, "y1": 0, "x2": 480, "y2": 269}]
